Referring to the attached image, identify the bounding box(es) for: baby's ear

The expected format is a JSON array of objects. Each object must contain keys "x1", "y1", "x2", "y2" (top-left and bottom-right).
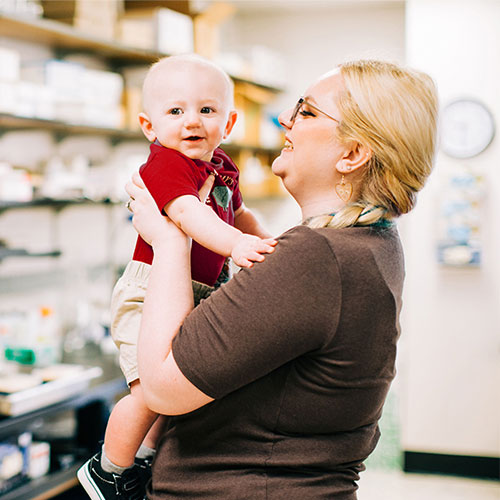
[
  {"x1": 223, "y1": 110, "x2": 238, "y2": 139},
  {"x1": 138, "y1": 112, "x2": 156, "y2": 142}
]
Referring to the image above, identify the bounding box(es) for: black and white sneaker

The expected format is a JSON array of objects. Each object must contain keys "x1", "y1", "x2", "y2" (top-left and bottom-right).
[
  {"x1": 77, "y1": 452, "x2": 143, "y2": 500},
  {"x1": 134, "y1": 456, "x2": 153, "y2": 492}
]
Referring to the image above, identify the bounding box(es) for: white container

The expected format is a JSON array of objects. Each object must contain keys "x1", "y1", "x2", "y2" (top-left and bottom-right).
[
  {"x1": 157, "y1": 8, "x2": 194, "y2": 55},
  {"x1": 0, "y1": 47, "x2": 20, "y2": 82},
  {"x1": 28, "y1": 442, "x2": 50, "y2": 479}
]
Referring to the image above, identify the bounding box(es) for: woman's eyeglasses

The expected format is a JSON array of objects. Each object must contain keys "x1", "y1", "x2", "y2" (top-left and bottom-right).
[{"x1": 290, "y1": 97, "x2": 340, "y2": 124}]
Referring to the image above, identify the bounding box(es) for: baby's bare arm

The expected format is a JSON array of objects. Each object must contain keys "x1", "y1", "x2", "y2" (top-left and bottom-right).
[
  {"x1": 165, "y1": 195, "x2": 239, "y2": 257},
  {"x1": 165, "y1": 195, "x2": 276, "y2": 267}
]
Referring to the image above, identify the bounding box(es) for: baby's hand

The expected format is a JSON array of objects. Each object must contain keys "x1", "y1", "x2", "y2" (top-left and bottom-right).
[{"x1": 231, "y1": 234, "x2": 277, "y2": 268}]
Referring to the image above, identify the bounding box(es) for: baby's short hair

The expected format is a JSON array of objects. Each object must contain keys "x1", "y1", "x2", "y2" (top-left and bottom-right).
[{"x1": 142, "y1": 54, "x2": 234, "y2": 112}]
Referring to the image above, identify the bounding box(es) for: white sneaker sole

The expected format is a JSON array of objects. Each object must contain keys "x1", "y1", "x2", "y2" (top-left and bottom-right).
[{"x1": 77, "y1": 462, "x2": 107, "y2": 500}]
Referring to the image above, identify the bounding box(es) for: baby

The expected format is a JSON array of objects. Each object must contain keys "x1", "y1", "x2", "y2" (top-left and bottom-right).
[{"x1": 78, "y1": 54, "x2": 276, "y2": 500}]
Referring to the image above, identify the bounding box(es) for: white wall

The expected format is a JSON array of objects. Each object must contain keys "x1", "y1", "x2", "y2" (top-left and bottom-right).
[
  {"x1": 221, "y1": 2, "x2": 406, "y2": 114},
  {"x1": 400, "y1": 0, "x2": 500, "y2": 456}
]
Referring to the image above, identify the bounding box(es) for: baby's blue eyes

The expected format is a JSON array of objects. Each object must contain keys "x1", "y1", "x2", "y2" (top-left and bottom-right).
[{"x1": 167, "y1": 107, "x2": 215, "y2": 115}]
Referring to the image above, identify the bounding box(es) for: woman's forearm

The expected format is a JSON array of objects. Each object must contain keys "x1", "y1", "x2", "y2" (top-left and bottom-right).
[
  {"x1": 137, "y1": 230, "x2": 193, "y2": 410},
  {"x1": 128, "y1": 171, "x2": 215, "y2": 415}
]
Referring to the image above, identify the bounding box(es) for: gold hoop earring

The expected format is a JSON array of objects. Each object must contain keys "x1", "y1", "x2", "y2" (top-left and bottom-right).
[{"x1": 335, "y1": 174, "x2": 353, "y2": 203}]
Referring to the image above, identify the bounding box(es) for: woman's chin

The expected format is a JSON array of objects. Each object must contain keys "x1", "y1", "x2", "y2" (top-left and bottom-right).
[{"x1": 271, "y1": 156, "x2": 286, "y2": 178}]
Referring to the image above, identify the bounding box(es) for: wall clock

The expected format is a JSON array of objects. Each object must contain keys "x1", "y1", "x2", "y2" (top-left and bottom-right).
[{"x1": 440, "y1": 98, "x2": 495, "y2": 159}]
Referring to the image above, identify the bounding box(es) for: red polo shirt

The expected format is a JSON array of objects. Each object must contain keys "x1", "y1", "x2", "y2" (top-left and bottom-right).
[{"x1": 132, "y1": 144, "x2": 243, "y2": 286}]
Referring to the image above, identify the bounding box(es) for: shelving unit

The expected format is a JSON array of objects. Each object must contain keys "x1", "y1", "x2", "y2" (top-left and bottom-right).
[
  {"x1": 0, "y1": 9, "x2": 284, "y2": 197},
  {"x1": 0, "y1": 12, "x2": 283, "y2": 92},
  {"x1": 0, "y1": 198, "x2": 115, "y2": 213},
  {"x1": 0, "y1": 347, "x2": 127, "y2": 500},
  {"x1": 0, "y1": 113, "x2": 142, "y2": 140},
  {"x1": 0, "y1": 12, "x2": 161, "y2": 63},
  {"x1": 0, "y1": 7, "x2": 284, "y2": 497}
]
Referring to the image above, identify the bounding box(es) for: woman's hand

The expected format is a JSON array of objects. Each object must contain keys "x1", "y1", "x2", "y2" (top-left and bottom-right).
[
  {"x1": 125, "y1": 171, "x2": 216, "y2": 248},
  {"x1": 125, "y1": 171, "x2": 185, "y2": 248}
]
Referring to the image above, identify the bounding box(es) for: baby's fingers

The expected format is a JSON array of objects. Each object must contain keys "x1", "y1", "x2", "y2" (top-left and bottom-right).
[
  {"x1": 262, "y1": 238, "x2": 278, "y2": 246},
  {"x1": 255, "y1": 240, "x2": 277, "y2": 254},
  {"x1": 235, "y1": 256, "x2": 254, "y2": 268}
]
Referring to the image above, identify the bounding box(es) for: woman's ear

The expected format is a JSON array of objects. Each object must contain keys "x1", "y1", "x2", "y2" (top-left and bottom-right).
[
  {"x1": 138, "y1": 112, "x2": 156, "y2": 142},
  {"x1": 339, "y1": 142, "x2": 372, "y2": 173},
  {"x1": 223, "y1": 110, "x2": 238, "y2": 140}
]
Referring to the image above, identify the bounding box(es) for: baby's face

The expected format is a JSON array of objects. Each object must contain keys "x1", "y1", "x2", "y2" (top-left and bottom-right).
[{"x1": 143, "y1": 64, "x2": 235, "y2": 161}]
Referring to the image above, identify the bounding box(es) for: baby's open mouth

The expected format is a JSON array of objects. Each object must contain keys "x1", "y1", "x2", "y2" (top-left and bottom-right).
[{"x1": 184, "y1": 136, "x2": 204, "y2": 141}]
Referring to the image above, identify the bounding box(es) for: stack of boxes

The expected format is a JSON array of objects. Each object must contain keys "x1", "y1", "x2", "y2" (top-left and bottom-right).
[
  {"x1": 18, "y1": 59, "x2": 124, "y2": 129},
  {"x1": 41, "y1": 0, "x2": 123, "y2": 40},
  {"x1": 118, "y1": 6, "x2": 194, "y2": 54}
]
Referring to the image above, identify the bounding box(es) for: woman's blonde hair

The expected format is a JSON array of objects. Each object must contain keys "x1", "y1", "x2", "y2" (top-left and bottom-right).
[{"x1": 307, "y1": 60, "x2": 438, "y2": 229}]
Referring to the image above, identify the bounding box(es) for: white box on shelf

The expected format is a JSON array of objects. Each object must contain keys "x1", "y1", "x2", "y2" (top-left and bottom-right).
[
  {"x1": 45, "y1": 60, "x2": 85, "y2": 101},
  {"x1": 13, "y1": 81, "x2": 40, "y2": 118},
  {"x1": 33, "y1": 85, "x2": 56, "y2": 120},
  {"x1": 157, "y1": 8, "x2": 194, "y2": 55},
  {"x1": 0, "y1": 166, "x2": 33, "y2": 202},
  {"x1": 0, "y1": 47, "x2": 20, "y2": 82},
  {"x1": 82, "y1": 68, "x2": 124, "y2": 107},
  {"x1": 0, "y1": 82, "x2": 16, "y2": 114},
  {"x1": 83, "y1": 105, "x2": 123, "y2": 129},
  {"x1": 53, "y1": 94, "x2": 85, "y2": 125},
  {"x1": 28, "y1": 442, "x2": 50, "y2": 479}
]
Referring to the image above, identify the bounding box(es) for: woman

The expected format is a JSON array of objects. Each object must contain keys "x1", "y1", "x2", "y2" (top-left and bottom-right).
[{"x1": 126, "y1": 60, "x2": 438, "y2": 499}]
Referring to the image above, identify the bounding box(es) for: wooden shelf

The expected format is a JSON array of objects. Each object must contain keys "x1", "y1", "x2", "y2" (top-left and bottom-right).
[
  {"x1": 0, "y1": 198, "x2": 116, "y2": 213},
  {"x1": 0, "y1": 13, "x2": 162, "y2": 64},
  {"x1": 0, "y1": 13, "x2": 283, "y2": 92},
  {"x1": 0, "y1": 347, "x2": 126, "y2": 500},
  {"x1": 0, "y1": 113, "x2": 143, "y2": 140},
  {"x1": 1, "y1": 462, "x2": 81, "y2": 500}
]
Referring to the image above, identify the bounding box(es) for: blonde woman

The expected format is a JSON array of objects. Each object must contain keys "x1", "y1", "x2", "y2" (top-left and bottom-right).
[{"x1": 125, "y1": 60, "x2": 438, "y2": 500}]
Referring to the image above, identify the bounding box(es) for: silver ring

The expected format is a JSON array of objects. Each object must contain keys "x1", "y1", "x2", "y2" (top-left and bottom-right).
[{"x1": 125, "y1": 198, "x2": 133, "y2": 211}]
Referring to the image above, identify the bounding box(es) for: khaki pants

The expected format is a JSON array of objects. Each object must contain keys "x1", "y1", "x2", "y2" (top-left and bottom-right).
[{"x1": 110, "y1": 260, "x2": 214, "y2": 384}]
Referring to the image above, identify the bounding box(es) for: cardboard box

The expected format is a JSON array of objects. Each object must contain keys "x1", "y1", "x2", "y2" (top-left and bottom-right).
[
  {"x1": 41, "y1": 0, "x2": 123, "y2": 40},
  {"x1": 117, "y1": 7, "x2": 193, "y2": 54},
  {"x1": 117, "y1": 16, "x2": 155, "y2": 50}
]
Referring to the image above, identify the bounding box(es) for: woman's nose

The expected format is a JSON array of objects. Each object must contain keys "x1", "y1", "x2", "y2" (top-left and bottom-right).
[{"x1": 278, "y1": 108, "x2": 293, "y2": 130}]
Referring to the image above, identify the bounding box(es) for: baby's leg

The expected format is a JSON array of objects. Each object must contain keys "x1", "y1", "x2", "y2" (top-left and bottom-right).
[{"x1": 104, "y1": 380, "x2": 157, "y2": 468}]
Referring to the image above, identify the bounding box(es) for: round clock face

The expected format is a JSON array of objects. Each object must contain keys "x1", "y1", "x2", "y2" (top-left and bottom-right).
[{"x1": 440, "y1": 99, "x2": 495, "y2": 159}]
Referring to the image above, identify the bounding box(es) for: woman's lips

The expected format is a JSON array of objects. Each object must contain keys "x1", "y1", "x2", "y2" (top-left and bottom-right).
[{"x1": 282, "y1": 138, "x2": 293, "y2": 151}]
